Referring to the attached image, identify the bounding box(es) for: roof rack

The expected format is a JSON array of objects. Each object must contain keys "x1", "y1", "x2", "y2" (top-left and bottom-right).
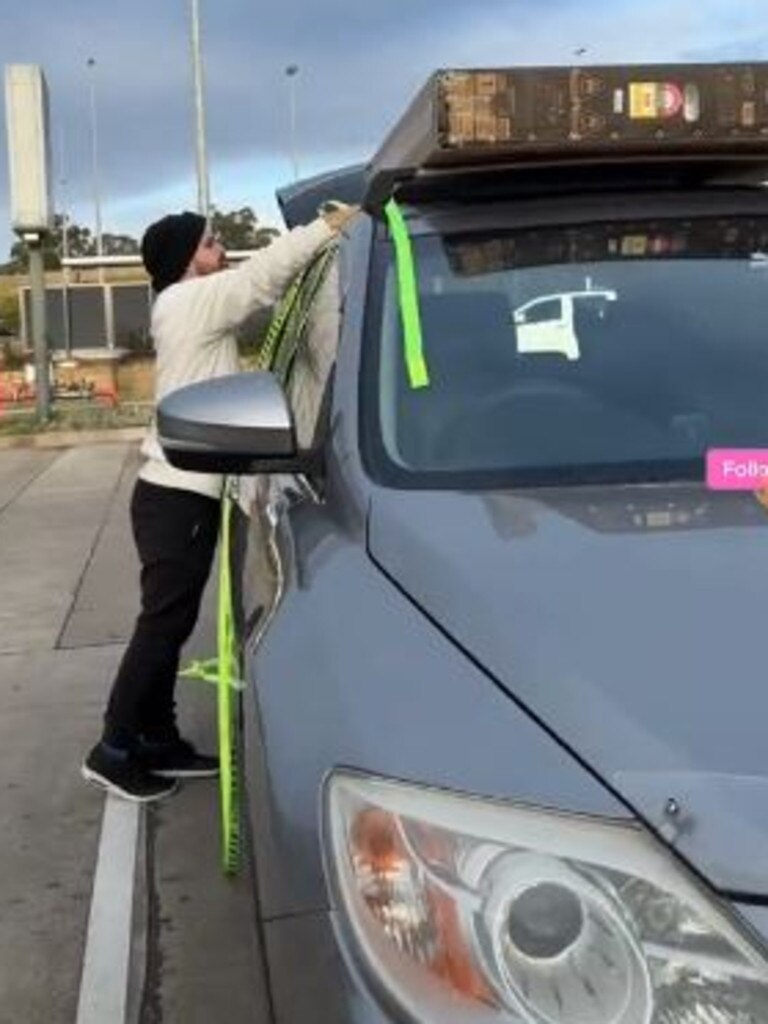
[{"x1": 365, "y1": 63, "x2": 768, "y2": 211}]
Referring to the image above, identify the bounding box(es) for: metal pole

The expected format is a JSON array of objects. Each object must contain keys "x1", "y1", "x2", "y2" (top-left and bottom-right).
[
  {"x1": 104, "y1": 285, "x2": 116, "y2": 350},
  {"x1": 285, "y1": 65, "x2": 300, "y2": 181},
  {"x1": 58, "y1": 126, "x2": 73, "y2": 355},
  {"x1": 86, "y1": 59, "x2": 104, "y2": 283},
  {"x1": 26, "y1": 234, "x2": 50, "y2": 421},
  {"x1": 61, "y1": 212, "x2": 72, "y2": 355},
  {"x1": 190, "y1": 0, "x2": 210, "y2": 216}
]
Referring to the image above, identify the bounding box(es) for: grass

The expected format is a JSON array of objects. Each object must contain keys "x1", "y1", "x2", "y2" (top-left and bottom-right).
[{"x1": 0, "y1": 401, "x2": 152, "y2": 437}]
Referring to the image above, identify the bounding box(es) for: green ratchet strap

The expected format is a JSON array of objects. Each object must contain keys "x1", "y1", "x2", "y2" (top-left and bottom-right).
[
  {"x1": 255, "y1": 274, "x2": 305, "y2": 372},
  {"x1": 179, "y1": 657, "x2": 244, "y2": 690},
  {"x1": 215, "y1": 487, "x2": 240, "y2": 875},
  {"x1": 254, "y1": 241, "x2": 338, "y2": 380},
  {"x1": 384, "y1": 198, "x2": 430, "y2": 390},
  {"x1": 272, "y1": 246, "x2": 337, "y2": 384},
  {"x1": 180, "y1": 486, "x2": 241, "y2": 875}
]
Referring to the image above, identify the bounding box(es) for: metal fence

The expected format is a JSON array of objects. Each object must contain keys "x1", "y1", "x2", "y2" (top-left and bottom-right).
[
  {"x1": 17, "y1": 251, "x2": 261, "y2": 355},
  {"x1": 20, "y1": 282, "x2": 153, "y2": 353}
]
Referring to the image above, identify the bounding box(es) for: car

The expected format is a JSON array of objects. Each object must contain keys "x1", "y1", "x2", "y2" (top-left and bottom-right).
[{"x1": 159, "y1": 62, "x2": 768, "y2": 1024}]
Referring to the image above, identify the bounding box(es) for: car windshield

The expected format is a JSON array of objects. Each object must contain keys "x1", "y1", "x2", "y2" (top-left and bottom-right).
[{"x1": 366, "y1": 213, "x2": 768, "y2": 487}]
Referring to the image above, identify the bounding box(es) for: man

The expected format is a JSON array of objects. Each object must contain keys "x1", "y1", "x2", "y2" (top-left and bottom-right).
[{"x1": 82, "y1": 203, "x2": 357, "y2": 802}]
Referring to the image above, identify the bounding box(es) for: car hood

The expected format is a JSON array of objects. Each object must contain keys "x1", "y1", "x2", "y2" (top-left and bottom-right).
[{"x1": 368, "y1": 483, "x2": 768, "y2": 896}]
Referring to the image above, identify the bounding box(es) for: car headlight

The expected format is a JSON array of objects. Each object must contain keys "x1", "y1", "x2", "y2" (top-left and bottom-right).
[{"x1": 323, "y1": 773, "x2": 768, "y2": 1023}]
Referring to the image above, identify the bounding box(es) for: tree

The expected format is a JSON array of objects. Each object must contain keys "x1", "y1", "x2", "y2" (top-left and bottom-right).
[
  {"x1": 0, "y1": 290, "x2": 20, "y2": 336},
  {"x1": 62, "y1": 220, "x2": 97, "y2": 258},
  {"x1": 210, "y1": 206, "x2": 279, "y2": 251},
  {"x1": 2, "y1": 215, "x2": 139, "y2": 273},
  {"x1": 103, "y1": 234, "x2": 140, "y2": 257},
  {"x1": 5, "y1": 215, "x2": 70, "y2": 271}
]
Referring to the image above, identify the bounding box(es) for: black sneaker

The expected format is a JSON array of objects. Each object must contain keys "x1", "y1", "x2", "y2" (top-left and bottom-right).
[
  {"x1": 81, "y1": 744, "x2": 179, "y2": 803},
  {"x1": 136, "y1": 737, "x2": 219, "y2": 779}
]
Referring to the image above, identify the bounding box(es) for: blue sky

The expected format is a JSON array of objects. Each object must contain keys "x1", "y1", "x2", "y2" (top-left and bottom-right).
[{"x1": 2, "y1": 0, "x2": 768, "y2": 258}]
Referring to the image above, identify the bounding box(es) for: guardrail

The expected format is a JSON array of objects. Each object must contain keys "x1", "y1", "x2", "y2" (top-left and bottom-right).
[{"x1": 61, "y1": 251, "x2": 259, "y2": 269}]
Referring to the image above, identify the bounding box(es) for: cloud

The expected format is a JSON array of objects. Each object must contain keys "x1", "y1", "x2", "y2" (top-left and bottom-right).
[{"x1": 2, "y1": 0, "x2": 768, "y2": 255}]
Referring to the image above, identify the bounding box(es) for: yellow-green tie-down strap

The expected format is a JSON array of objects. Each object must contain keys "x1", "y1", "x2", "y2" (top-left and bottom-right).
[
  {"x1": 180, "y1": 488, "x2": 241, "y2": 875},
  {"x1": 215, "y1": 487, "x2": 240, "y2": 874},
  {"x1": 254, "y1": 240, "x2": 339, "y2": 381},
  {"x1": 384, "y1": 198, "x2": 430, "y2": 390}
]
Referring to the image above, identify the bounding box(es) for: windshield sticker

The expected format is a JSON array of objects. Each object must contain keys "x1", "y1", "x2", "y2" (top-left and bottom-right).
[
  {"x1": 385, "y1": 198, "x2": 430, "y2": 390},
  {"x1": 629, "y1": 81, "x2": 685, "y2": 120}
]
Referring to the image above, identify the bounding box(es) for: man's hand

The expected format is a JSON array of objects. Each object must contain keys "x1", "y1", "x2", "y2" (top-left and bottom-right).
[{"x1": 321, "y1": 202, "x2": 361, "y2": 234}]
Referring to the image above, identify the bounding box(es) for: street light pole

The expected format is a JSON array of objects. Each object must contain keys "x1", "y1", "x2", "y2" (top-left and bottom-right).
[
  {"x1": 285, "y1": 64, "x2": 300, "y2": 181},
  {"x1": 26, "y1": 232, "x2": 51, "y2": 420},
  {"x1": 190, "y1": 0, "x2": 211, "y2": 216},
  {"x1": 86, "y1": 58, "x2": 102, "y2": 256},
  {"x1": 86, "y1": 57, "x2": 104, "y2": 283},
  {"x1": 58, "y1": 125, "x2": 72, "y2": 355}
]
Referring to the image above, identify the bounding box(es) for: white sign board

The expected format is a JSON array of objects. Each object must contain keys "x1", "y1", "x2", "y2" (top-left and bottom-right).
[{"x1": 4, "y1": 64, "x2": 53, "y2": 233}]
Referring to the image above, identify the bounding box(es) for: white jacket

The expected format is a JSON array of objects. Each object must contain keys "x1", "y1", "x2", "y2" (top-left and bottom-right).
[{"x1": 139, "y1": 218, "x2": 334, "y2": 499}]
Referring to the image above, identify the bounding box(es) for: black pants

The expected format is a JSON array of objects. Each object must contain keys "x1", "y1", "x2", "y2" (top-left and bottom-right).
[{"x1": 103, "y1": 479, "x2": 220, "y2": 749}]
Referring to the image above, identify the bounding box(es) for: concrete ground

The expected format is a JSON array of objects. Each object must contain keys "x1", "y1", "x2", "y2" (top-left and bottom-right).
[{"x1": 0, "y1": 444, "x2": 269, "y2": 1024}]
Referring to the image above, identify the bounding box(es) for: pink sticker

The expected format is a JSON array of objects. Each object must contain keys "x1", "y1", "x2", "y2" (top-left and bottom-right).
[{"x1": 706, "y1": 449, "x2": 768, "y2": 490}]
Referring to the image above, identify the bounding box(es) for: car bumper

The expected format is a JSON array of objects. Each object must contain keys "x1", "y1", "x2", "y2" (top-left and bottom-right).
[{"x1": 263, "y1": 910, "x2": 395, "y2": 1024}]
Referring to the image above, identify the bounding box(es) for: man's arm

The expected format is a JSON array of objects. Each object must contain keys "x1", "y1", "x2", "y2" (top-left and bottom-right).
[{"x1": 184, "y1": 208, "x2": 356, "y2": 338}]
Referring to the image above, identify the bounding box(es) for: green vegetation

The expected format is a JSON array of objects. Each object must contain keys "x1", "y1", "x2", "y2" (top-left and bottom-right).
[
  {"x1": 0, "y1": 293, "x2": 20, "y2": 337},
  {"x1": 210, "y1": 206, "x2": 279, "y2": 250},
  {"x1": 0, "y1": 402, "x2": 152, "y2": 437}
]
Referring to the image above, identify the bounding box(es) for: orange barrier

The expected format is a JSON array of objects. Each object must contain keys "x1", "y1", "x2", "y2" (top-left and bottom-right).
[{"x1": 0, "y1": 380, "x2": 118, "y2": 413}]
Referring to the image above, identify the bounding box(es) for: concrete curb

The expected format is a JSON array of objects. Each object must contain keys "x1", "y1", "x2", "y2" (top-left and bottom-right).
[{"x1": 0, "y1": 427, "x2": 146, "y2": 451}]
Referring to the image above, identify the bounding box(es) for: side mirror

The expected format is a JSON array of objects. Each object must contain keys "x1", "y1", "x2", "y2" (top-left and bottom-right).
[{"x1": 158, "y1": 372, "x2": 312, "y2": 475}]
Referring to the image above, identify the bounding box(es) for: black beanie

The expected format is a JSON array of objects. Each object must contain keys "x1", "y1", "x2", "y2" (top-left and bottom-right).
[{"x1": 141, "y1": 211, "x2": 207, "y2": 293}]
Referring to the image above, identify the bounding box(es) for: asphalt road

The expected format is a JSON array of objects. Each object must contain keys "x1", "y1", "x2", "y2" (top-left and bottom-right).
[{"x1": 0, "y1": 443, "x2": 268, "y2": 1024}]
